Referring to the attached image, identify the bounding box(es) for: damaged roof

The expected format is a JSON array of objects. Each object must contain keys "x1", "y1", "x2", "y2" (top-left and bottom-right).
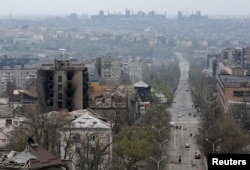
[
  {"x1": 64, "y1": 111, "x2": 111, "y2": 129},
  {"x1": 29, "y1": 145, "x2": 63, "y2": 169},
  {"x1": 0, "y1": 145, "x2": 63, "y2": 170}
]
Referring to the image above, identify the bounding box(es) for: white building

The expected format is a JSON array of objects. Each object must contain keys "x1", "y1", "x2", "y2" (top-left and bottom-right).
[{"x1": 60, "y1": 109, "x2": 112, "y2": 170}]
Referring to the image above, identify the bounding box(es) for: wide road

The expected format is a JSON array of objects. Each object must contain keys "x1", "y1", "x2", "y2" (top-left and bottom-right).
[{"x1": 166, "y1": 52, "x2": 206, "y2": 170}]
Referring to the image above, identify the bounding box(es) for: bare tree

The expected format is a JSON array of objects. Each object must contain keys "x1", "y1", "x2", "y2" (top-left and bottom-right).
[
  {"x1": 75, "y1": 133, "x2": 112, "y2": 170},
  {"x1": 61, "y1": 124, "x2": 112, "y2": 170}
]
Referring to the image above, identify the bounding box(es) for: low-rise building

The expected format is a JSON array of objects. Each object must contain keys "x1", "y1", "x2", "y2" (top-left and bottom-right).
[
  {"x1": 155, "y1": 92, "x2": 167, "y2": 103},
  {"x1": 60, "y1": 109, "x2": 112, "y2": 170},
  {"x1": 134, "y1": 80, "x2": 151, "y2": 102},
  {"x1": 0, "y1": 143, "x2": 64, "y2": 169}
]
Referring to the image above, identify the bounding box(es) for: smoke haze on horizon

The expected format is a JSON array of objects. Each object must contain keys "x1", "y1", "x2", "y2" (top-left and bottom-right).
[{"x1": 1, "y1": 0, "x2": 250, "y2": 17}]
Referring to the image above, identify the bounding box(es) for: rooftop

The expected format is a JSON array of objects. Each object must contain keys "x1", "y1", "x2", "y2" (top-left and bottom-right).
[
  {"x1": 39, "y1": 59, "x2": 86, "y2": 70},
  {"x1": 64, "y1": 110, "x2": 111, "y2": 129},
  {"x1": 134, "y1": 80, "x2": 149, "y2": 88},
  {"x1": 218, "y1": 74, "x2": 250, "y2": 88},
  {"x1": 0, "y1": 144, "x2": 63, "y2": 170},
  {"x1": 29, "y1": 145, "x2": 63, "y2": 169}
]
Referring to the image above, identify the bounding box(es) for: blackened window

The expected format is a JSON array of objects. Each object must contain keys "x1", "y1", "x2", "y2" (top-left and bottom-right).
[
  {"x1": 48, "y1": 75, "x2": 53, "y2": 81},
  {"x1": 6, "y1": 119, "x2": 12, "y2": 125},
  {"x1": 58, "y1": 93, "x2": 62, "y2": 100},
  {"x1": 48, "y1": 83, "x2": 53, "y2": 89},
  {"x1": 67, "y1": 101, "x2": 72, "y2": 107},
  {"x1": 68, "y1": 83, "x2": 72, "y2": 90},
  {"x1": 67, "y1": 75, "x2": 72, "y2": 80},
  {"x1": 48, "y1": 92, "x2": 53, "y2": 98},
  {"x1": 67, "y1": 92, "x2": 72, "y2": 98},
  {"x1": 58, "y1": 84, "x2": 62, "y2": 91},
  {"x1": 58, "y1": 101, "x2": 62, "y2": 108},
  {"x1": 48, "y1": 99, "x2": 53, "y2": 106},
  {"x1": 58, "y1": 76, "x2": 62, "y2": 82}
]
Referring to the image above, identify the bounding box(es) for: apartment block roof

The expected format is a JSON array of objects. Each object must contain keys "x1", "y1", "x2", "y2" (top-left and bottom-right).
[{"x1": 218, "y1": 74, "x2": 250, "y2": 88}]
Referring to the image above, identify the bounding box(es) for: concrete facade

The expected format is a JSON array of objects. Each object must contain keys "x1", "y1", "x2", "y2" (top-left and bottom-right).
[
  {"x1": 0, "y1": 69, "x2": 36, "y2": 96},
  {"x1": 95, "y1": 56, "x2": 122, "y2": 84},
  {"x1": 37, "y1": 60, "x2": 89, "y2": 114},
  {"x1": 134, "y1": 80, "x2": 151, "y2": 102},
  {"x1": 217, "y1": 74, "x2": 250, "y2": 114}
]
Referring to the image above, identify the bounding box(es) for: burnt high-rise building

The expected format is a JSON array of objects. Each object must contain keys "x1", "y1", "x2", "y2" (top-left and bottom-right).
[{"x1": 37, "y1": 60, "x2": 89, "y2": 114}]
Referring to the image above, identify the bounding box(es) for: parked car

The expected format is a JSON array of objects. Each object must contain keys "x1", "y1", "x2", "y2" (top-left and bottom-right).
[
  {"x1": 195, "y1": 153, "x2": 201, "y2": 159},
  {"x1": 185, "y1": 143, "x2": 190, "y2": 148},
  {"x1": 169, "y1": 121, "x2": 175, "y2": 127}
]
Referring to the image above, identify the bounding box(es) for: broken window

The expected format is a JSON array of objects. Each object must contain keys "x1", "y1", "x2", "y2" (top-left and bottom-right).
[
  {"x1": 48, "y1": 83, "x2": 53, "y2": 89},
  {"x1": 233, "y1": 91, "x2": 250, "y2": 97},
  {"x1": 89, "y1": 134, "x2": 95, "y2": 141},
  {"x1": 58, "y1": 76, "x2": 62, "y2": 82},
  {"x1": 67, "y1": 75, "x2": 72, "y2": 81},
  {"x1": 5, "y1": 119, "x2": 12, "y2": 126},
  {"x1": 67, "y1": 92, "x2": 72, "y2": 98},
  {"x1": 67, "y1": 100, "x2": 72, "y2": 107},
  {"x1": 58, "y1": 84, "x2": 62, "y2": 91},
  {"x1": 67, "y1": 83, "x2": 72, "y2": 90},
  {"x1": 58, "y1": 101, "x2": 62, "y2": 108},
  {"x1": 48, "y1": 99, "x2": 53, "y2": 106},
  {"x1": 48, "y1": 75, "x2": 53, "y2": 81},
  {"x1": 75, "y1": 133, "x2": 81, "y2": 142},
  {"x1": 58, "y1": 93, "x2": 62, "y2": 100},
  {"x1": 48, "y1": 92, "x2": 53, "y2": 98}
]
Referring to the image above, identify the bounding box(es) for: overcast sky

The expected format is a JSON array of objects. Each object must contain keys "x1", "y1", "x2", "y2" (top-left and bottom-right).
[{"x1": 1, "y1": 0, "x2": 250, "y2": 17}]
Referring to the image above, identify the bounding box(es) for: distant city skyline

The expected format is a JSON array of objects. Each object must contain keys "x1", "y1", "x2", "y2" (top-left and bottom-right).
[{"x1": 1, "y1": 0, "x2": 250, "y2": 18}]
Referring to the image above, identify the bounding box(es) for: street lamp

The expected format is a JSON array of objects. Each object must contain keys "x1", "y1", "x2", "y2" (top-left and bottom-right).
[
  {"x1": 153, "y1": 138, "x2": 168, "y2": 150},
  {"x1": 153, "y1": 116, "x2": 167, "y2": 126},
  {"x1": 205, "y1": 138, "x2": 222, "y2": 153},
  {"x1": 152, "y1": 126, "x2": 166, "y2": 138},
  {"x1": 198, "y1": 125, "x2": 213, "y2": 137},
  {"x1": 150, "y1": 155, "x2": 167, "y2": 170}
]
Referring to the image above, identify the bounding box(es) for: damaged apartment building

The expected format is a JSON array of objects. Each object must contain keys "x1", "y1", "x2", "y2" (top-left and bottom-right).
[{"x1": 37, "y1": 59, "x2": 89, "y2": 114}]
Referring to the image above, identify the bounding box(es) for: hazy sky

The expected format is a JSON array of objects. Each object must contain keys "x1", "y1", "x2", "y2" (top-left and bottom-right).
[{"x1": 1, "y1": 0, "x2": 250, "y2": 17}]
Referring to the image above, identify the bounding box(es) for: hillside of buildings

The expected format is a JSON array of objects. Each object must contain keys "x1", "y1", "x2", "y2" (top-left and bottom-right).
[{"x1": 0, "y1": 12, "x2": 249, "y2": 169}]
